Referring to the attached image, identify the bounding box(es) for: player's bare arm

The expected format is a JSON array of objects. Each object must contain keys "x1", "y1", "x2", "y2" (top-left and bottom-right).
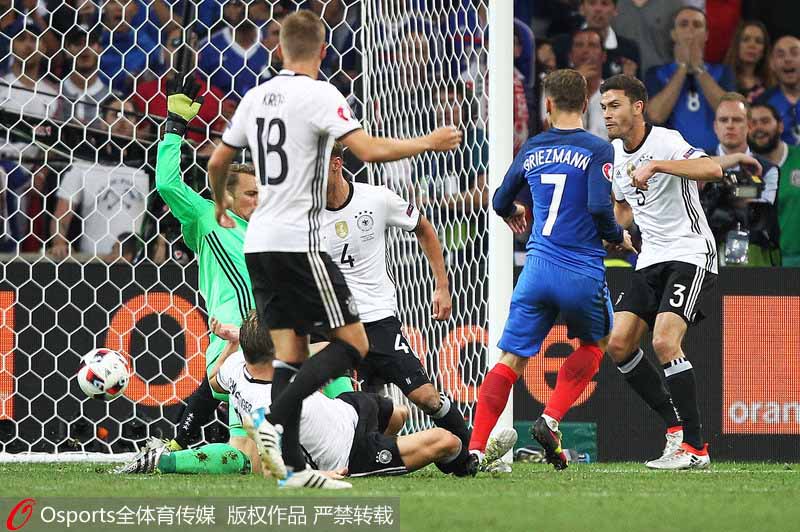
[
  {"x1": 207, "y1": 143, "x2": 238, "y2": 228},
  {"x1": 710, "y1": 152, "x2": 763, "y2": 176},
  {"x1": 341, "y1": 126, "x2": 462, "y2": 163},
  {"x1": 613, "y1": 199, "x2": 635, "y2": 229},
  {"x1": 208, "y1": 317, "x2": 240, "y2": 389},
  {"x1": 414, "y1": 215, "x2": 452, "y2": 321},
  {"x1": 632, "y1": 157, "x2": 723, "y2": 190}
]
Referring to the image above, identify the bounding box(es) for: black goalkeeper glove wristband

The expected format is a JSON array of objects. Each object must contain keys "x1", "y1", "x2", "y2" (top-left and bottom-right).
[{"x1": 164, "y1": 114, "x2": 188, "y2": 137}]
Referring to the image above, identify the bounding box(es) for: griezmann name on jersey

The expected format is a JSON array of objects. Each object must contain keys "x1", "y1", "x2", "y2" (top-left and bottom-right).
[{"x1": 493, "y1": 128, "x2": 621, "y2": 281}]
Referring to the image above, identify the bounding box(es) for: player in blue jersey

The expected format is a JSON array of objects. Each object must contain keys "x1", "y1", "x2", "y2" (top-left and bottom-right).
[{"x1": 467, "y1": 69, "x2": 634, "y2": 471}]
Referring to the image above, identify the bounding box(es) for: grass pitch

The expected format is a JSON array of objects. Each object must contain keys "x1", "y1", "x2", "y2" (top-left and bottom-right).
[{"x1": 2, "y1": 462, "x2": 797, "y2": 532}]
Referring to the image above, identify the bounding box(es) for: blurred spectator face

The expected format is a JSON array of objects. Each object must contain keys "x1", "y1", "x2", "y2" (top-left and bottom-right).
[
  {"x1": 398, "y1": 31, "x2": 429, "y2": 85},
  {"x1": 570, "y1": 30, "x2": 605, "y2": 76},
  {"x1": 537, "y1": 42, "x2": 557, "y2": 73},
  {"x1": 580, "y1": 0, "x2": 618, "y2": 31},
  {"x1": 103, "y1": 0, "x2": 127, "y2": 30},
  {"x1": 771, "y1": 36, "x2": 800, "y2": 89},
  {"x1": 12, "y1": 30, "x2": 40, "y2": 64},
  {"x1": 311, "y1": 0, "x2": 343, "y2": 23},
  {"x1": 104, "y1": 99, "x2": 137, "y2": 139},
  {"x1": 263, "y1": 19, "x2": 281, "y2": 52},
  {"x1": 749, "y1": 106, "x2": 784, "y2": 154},
  {"x1": 714, "y1": 100, "x2": 748, "y2": 151},
  {"x1": 671, "y1": 8, "x2": 707, "y2": 45},
  {"x1": 231, "y1": 172, "x2": 259, "y2": 221},
  {"x1": 514, "y1": 33, "x2": 522, "y2": 60},
  {"x1": 738, "y1": 24, "x2": 767, "y2": 66},
  {"x1": 223, "y1": 0, "x2": 247, "y2": 27},
  {"x1": 437, "y1": 87, "x2": 464, "y2": 128},
  {"x1": 67, "y1": 35, "x2": 101, "y2": 78}
]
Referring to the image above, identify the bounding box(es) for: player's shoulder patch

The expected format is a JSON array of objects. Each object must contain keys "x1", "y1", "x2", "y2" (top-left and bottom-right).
[
  {"x1": 602, "y1": 162, "x2": 613, "y2": 182},
  {"x1": 682, "y1": 147, "x2": 704, "y2": 159}
]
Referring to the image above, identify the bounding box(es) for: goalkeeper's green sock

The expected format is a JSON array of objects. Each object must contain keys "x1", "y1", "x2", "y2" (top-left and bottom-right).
[
  {"x1": 157, "y1": 443, "x2": 251, "y2": 475},
  {"x1": 322, "y1": 376, "x2": 354, "y2": 398}
]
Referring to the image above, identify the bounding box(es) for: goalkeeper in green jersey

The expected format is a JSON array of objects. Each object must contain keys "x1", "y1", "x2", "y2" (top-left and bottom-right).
[{"x1": 130, "y1": 71, "x2": 352, "y2": 476}]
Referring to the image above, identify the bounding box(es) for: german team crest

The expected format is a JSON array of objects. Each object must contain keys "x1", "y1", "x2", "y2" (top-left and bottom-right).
[
  {"x1": 625, "y1": 161, "x2": 636, "y2": 179},
  {"x1": 335, "y1": 221, "x2": 349, "y2": 238}
]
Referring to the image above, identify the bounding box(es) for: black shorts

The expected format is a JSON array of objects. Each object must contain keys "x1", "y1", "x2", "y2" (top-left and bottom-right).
[
  {"x1": 616, "y1": 261, "x2": 717, "y2": 329},
  {"x1": 246, "y1": 251, "x2": 360, "y2": 335},
  {"x1": 359, "y1": 316, "x2": 432, "y2": 395},
  {"x1": 337, "y1": 392, "x2": 407, "y2": 477}
]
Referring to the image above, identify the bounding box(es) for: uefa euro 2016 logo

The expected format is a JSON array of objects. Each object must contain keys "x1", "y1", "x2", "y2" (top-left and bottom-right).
[{"x1": 5, "y1": 498, "x2": 35, "y2": 531}]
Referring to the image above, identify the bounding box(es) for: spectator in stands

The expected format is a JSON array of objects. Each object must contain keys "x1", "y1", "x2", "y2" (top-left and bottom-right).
[
  {"x1": 569, "y1": 29, "x2": 607, "y2": 139},
  {"x1": 749, "y1": 103, "x2": 800, "y2": 266},
  {"x1": 99, "y1": 0, "x2": 161, "y2": 94},
  {"x1": 723, "y1": 21, "x2": 774, "y2": 103},
  {"x1": 0, "y1": 20, "x2": 61, "y2": 164},
  {"x1": 258, "y1": 16, "x2": 284, "y2": 81},
  {"x1": 702, "y1": 92, "x2": 780, "y2": 266},
  {"x1": 460, "y1": 32, "x2": 528, "y2": 153},
  {"x1": 0, "y1": 0, "x2": 19, "y2": 72},
  {"x1": 49, "y1": 98, "x2": 149, "y2": 260},
  {"x1": 47, "y1": 0, "x2": 101, "y2": 40},
  {"x1": 197, "y1": 0, "x2": 268, "y2": 100},
  {"x1": 309, "y1": 0, "x2": 359, "y2": 79},
  {"x1": 58, "y1": 27, "x2": 113, "y2": 128},
  {"x1": 757, "y1": 36, "x2": 800, "y2": 147},
  {"x1": 613, "y1": 0, "x2": 684, "y2": 75},
  {"x1": 553, "y1": 0, "x2": 640, "y2": 79},
  {"x1": 432, "y1": 81, "x2": 488, "y2": 325},
  {"x1": 702, "y1": 0, "x2": 742, "y2": 64},
  {"x1": 132, "y1": 25, "x2": 227, "y2": 154},
  {"x1": 646, "y1": 7, "x2": 735, "y2": 151}
]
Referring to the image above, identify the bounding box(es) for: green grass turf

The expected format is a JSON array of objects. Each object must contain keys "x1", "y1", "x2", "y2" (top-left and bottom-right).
[{"x1": 2, "y1": 462, "x2": 798, "y2": 532}]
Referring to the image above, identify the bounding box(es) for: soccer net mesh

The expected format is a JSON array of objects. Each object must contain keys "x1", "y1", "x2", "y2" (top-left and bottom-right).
[{"x1": 0, "y1": 0, "x2": 498, "y2": 457}]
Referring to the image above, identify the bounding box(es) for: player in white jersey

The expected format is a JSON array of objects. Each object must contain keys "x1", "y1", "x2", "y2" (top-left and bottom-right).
[
  {"x1": 206, "y1": 12, "x2": 461, "y2": 487},
  {"x1": 319, "y1": 143, "x2": 507, "y2": 476},
  {"x1": 122, "y1": 313, "x2": 485, "y2": 483},
  {"x1": 600, "y1": 75, "x2": 731, "y2": 470}
]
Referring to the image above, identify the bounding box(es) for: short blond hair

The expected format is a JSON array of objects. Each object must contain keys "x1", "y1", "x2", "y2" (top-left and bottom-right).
[{"x1": 280, "y1": 11, "x2": 325, "y2": 61}]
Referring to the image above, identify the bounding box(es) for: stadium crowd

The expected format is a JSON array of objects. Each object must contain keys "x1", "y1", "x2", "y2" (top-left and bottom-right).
[{"x1": 0, "y1": 0, "x2": 798, "y2": 267}]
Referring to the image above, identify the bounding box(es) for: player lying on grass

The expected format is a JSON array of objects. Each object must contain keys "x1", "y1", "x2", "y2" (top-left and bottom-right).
[
  {"x1": 316, "y1": 142, "x2": 515, "y2": 476},
  {"x1": 117, "y1": 313, "x2": 516, "y2": 486},
  {"x1": 132, "y1": 67, "x2": 352, "y2": 467}
]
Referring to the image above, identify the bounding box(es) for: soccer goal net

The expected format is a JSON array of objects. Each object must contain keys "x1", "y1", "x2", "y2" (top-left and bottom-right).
[{"x1": 0, "y1": 0, "x2": 508, "y2": 459}]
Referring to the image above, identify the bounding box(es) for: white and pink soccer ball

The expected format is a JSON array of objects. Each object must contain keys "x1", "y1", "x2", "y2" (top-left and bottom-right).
[{"x1": 76, "y1": 348, "x2": 131, "y2": 400}]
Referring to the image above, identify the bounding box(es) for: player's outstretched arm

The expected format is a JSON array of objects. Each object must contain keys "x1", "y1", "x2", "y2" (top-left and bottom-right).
[
  {"x1": 710, "y1": 152, "x2": 763, "y2": 176},
  {"x1": 155, "y1": 71, "x2": 208, "y2": 226},
  {"x1": 414, "y1": 216, "x2": 452, "y2": 320},
  {"x1": 632, "y1": 158, "x2": 723, "y2": 190},
  {"x1": 340, "y1": 127, "x2": 462, "y2": 163},
  {"x1": 207, "y1": 143, "x2": 238, "y2": 228}
]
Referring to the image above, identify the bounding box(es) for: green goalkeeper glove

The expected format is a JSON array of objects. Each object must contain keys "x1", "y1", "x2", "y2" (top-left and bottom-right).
[{"x1": 164, "y1": 70, "x2": 204, "y2": 137}]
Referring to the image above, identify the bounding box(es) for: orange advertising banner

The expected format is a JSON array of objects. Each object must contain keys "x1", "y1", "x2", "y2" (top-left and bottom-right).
[{"x1": 723, "y1": 295, "x2": 800, "y2": 434}]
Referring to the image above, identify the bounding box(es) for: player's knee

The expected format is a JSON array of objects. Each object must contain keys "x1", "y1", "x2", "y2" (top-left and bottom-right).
[
  {"x1": 606, "y1": 334, "x2": 632, "y2": 362},
  {"x1": 651, "y1": 335, "x2": 680, "y2": 361},
  {"x1": 430, "y1": 428, "x2": 460, "y2": 460},
  {"x1": 410, "y1": 385, "x2": 441, "y2": 415},
  {"x1": 395, "y1": 405, "x2": 410, "y2": 426}
]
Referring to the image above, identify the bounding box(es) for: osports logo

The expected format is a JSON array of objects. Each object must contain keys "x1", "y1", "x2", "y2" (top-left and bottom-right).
[
  {"x1": 602, "y1": 163, "x2": 613, "y2": 182},
  {"x1": 6, "y1": 498, "x2": 35, "y2": 531}
]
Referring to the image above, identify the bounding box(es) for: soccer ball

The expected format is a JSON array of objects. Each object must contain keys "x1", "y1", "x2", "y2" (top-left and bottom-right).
[{"x1": 77, "y1": 348, "x2": 131, "y2": 400}]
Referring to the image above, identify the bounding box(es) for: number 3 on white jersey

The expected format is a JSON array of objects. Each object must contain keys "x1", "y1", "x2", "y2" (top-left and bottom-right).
[{"x1": 541, "y1": 173, "x2": 566, "y2": 236}]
